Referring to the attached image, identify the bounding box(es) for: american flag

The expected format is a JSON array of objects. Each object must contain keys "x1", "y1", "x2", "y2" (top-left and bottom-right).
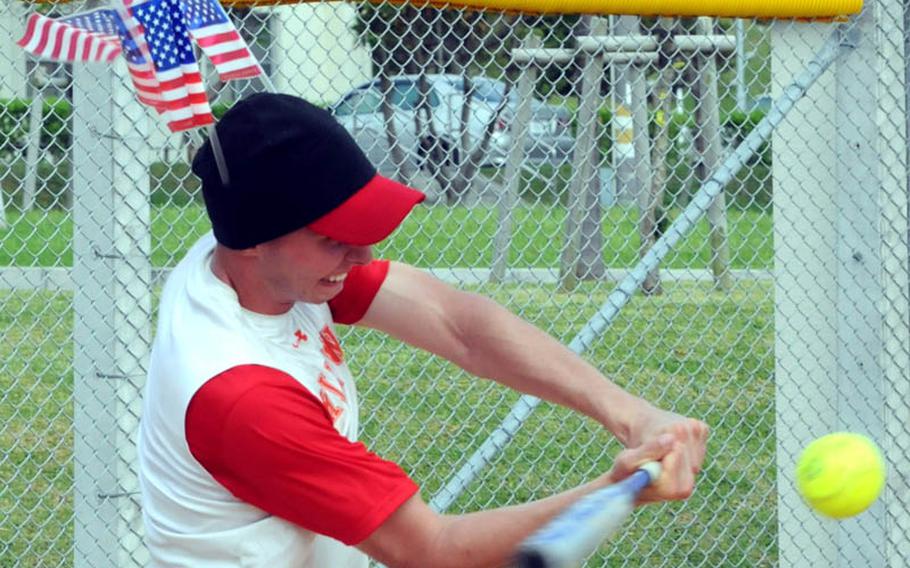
[
  {"x1": 17, "y1": 0, "x2": 263, "y2": 132},
  {"x1": 128, "y1": 0, "x2": 214, "y2": 131},
  {"x1": 17, "y1": 12, "x2": 121, "y2": 63},
  {"x1": 15, "y1": 7, "x2": 186, "y2": 128},
  {"x1": 62, "y1": 8, "x2": 165, "y2": 112},
  {"x1": 179, "y1": 0, "x2": 262, "y2": 81}
]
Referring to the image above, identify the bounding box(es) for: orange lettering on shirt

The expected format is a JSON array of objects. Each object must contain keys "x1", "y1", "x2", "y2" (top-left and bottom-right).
[
  {"x1": 320, "y1": 326, "x2": 344, "y2": 365},
  {"x1": 318, "y1": 374, "x2": 347, "y2": 402},
  {"x1": 319, "y1": 391, "x2": 344, "y2": 423}
]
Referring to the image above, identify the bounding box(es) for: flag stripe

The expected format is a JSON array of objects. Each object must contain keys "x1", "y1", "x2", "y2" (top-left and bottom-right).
[
  {"x1": 64, "y1": 27, "x2": 79, "y2": 61},
  {"x1": 86, "y1": 34, "x2": 102, "y2": 61},
  {"x1": 208, "y1": 57, "x2": 260, "y2": 76},
  {"x1": 19, "y1": 14, "x2": 46, "y2": 53},
  {"x1": 76, "y1": 33, "x2": 90, "y2": 61},
  {"x1": 207, "y1": 48, "x2": 251, "y2": 66},
  {"x1": 182, "y1": 0, "x2": 262, "y2": 82},
  {"x1": 16, "y1": 13, "x2": 40, "y2": 50},
  {"x1": 32, "y1": 18, "x2": 52, "y2": 56},
  {"x1": 49, "y1": 21, "x2": 67, "y2": 59},
  {"x1": 218, "y1": 66, "x2": 262, "y2": 81},
  {"x1": 104, "y1": 44, "x2": 120, "y2": 63},
  {"x1": 18, "y1": 13, "x2": 121, "y2": 63},
  {"x1": 191, "y1": 28, "x2": 239, "y2": 48}
]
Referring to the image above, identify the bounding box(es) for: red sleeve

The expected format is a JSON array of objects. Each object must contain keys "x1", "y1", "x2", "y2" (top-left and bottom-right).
[
  {"x1": 185, "y1": 364, "x2": 419, "y2": 545},
  {"x1": 328, "y1": 259, "x2": 390, "y2": 325}
]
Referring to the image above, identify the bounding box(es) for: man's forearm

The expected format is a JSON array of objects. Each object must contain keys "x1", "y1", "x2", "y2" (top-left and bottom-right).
[
  {"x1": 448, "y1": 292, "x2": 653, "y2": 445},
  {"x1": 361, "y1": 475, "x2": 609, "y2": 568},
  {"x1": 430, "y1": 478, "x2": 606, "y2": 568}
]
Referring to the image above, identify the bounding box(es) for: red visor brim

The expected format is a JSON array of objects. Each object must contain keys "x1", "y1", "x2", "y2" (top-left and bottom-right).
[{"x1": 307, "y1": 174, "x2": 426, "y2": 246}]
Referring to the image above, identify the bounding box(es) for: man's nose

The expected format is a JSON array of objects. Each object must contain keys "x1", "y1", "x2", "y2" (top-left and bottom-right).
[{"x1": 346, "y1": 245, "x2": 373, "y2": 265}]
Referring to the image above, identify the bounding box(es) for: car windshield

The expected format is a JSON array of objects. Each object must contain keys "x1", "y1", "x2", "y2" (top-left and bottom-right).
[
  {"x1": 334, "y1": 81, "x2": 440, "y2": 115},
  {"x1": 392, "y1": 81, "x2": 440, "y2": 109},
  {"x1": 333, "y1": 90, "x2": 382, "y2": 116}
]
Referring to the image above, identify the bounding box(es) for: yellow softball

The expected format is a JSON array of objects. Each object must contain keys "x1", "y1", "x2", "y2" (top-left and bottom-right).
[{"x1": 796, "y1": 432, "x2": 886, "y2": 519}]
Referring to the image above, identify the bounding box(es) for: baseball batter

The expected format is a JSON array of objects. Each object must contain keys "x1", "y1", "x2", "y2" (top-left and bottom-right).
[{"x1": 138, "y1": 93, "x2": 708, "y2": 568}]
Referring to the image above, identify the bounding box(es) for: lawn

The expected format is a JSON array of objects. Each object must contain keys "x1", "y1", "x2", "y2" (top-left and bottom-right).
[
  {"x1": 0, "y1": 202, "x2": 773, "y2": 271},
  {"x1": 0, "y1": 278, "x2": 776, "y2": 567},
  {"x1": 0, "y1": 153, "x2": 775, "y2": 567}
]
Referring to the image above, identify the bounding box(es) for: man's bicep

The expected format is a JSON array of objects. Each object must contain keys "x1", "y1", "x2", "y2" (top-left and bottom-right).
[{"x1": 358, "y1": 262, "x2": 473, "y2": 361}]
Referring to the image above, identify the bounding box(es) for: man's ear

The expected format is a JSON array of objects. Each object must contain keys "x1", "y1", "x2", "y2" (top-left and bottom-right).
[
  {"x1": 238, "y1": 244, "x2": 264, "y2": 258},
  {"x1": 214, "y1": 243, "x2": 262, "y2": 263}
]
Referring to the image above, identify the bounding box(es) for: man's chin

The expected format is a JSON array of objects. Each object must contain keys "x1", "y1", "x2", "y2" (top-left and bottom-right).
[{"x1": 306, "y1": 284, "x2": 344, "y2": 304}]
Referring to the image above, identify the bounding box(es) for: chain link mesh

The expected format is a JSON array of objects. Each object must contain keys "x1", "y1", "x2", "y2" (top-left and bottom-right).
[{"x1": 1, "y1": 0, "x2": 907, "y2": 566}]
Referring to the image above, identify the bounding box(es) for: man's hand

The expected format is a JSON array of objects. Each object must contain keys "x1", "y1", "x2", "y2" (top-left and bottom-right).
[{"x1": 621, "y1": 405, "x2": 709, "y2": 502}]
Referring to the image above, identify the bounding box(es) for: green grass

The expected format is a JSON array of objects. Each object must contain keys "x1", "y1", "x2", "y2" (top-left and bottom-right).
[
  {"x1": 0, "y1": 279, "x2": 776, "y2": 567},
  {"x1": 0, "y1": 291, "x2": 73, "y2": 568},
  {"x1": 0, "y1": 203, "x2": 773, "y2": 271},
  {"x1": 352, "y1": 279, "x2": 777, "y2": 566}
]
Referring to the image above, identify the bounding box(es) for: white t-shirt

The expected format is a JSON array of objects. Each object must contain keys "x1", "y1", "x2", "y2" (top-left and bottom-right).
[{"x1": 139, "y1": 233, "x2": 417, "y2": 568}]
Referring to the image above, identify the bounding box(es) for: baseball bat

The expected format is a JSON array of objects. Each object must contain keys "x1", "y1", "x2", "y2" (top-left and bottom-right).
[{"x1": 514, "y1": 461, "x2": 662, "y2": 568}]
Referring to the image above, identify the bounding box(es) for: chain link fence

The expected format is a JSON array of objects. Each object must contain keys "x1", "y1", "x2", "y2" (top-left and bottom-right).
[{"x1": 1, "y1": 0, "x2": 908, "y2": 566}]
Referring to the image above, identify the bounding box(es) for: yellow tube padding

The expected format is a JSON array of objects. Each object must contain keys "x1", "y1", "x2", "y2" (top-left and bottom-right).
[
  {"x1": 20, "y1": 0, "x2": 862, "y2": 17},
  {"x1": 221, "y1": 0, "x2": 862, "y2": 19}
]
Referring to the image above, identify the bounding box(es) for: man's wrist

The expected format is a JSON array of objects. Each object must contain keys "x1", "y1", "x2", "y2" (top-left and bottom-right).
[{"x1": 595, "y1": 394, "x2": 656, "y2": 447}]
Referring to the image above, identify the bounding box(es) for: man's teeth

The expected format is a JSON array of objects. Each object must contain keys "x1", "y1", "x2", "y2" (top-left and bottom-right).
[{"x1": 326, "y1": 273, "x2": 347, "y2": 283}]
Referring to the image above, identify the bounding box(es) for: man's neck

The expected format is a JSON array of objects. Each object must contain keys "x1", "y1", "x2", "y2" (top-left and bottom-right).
[{"x1": 210, "y1": 246, "x2": 292, "y2": 315}]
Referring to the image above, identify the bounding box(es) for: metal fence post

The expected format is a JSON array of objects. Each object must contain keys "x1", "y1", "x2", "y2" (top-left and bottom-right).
[
  {"x1": 774, "y1": 7, "x2": 909, "y2": 565},
  {"x1": 72, "y1": 57, "x2": 151, "y2": 566},
  {"x1": 611, "y1": 16, "x2": 640, "y2": 204},
  {"x1": 23, "y1": 85, "x2": 44, "y2": 212}
]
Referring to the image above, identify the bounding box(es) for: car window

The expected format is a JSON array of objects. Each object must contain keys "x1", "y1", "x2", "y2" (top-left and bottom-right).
[
  {"x1": 454, "y1": 77, "x2": 519, "y2": 104},
  {"x1": 472, "y1": 79, "x2": 507, "y2": 102},
  {"x1": 334, "y1": 89, "x2": 382, "y2": 116},
  {"x1": 392, "y1": 81, "x2": 439, "y2": 110}
]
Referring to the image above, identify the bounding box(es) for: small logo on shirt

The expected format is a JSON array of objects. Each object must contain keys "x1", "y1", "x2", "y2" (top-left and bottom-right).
[
  {"x1": 292, "y1": 329, "x2": 308, "y2": 349},
  {"x1": 320, "y1": 326, "x2": 344, "y2": 365}
]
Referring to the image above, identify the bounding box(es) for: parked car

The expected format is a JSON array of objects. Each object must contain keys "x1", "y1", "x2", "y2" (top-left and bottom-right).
[{"x1": 328, "y1": 74, "x2": 574, "y2": 174}]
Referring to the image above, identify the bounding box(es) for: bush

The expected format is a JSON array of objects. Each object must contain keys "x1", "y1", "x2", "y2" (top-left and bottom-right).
[
  {"x1": 561, "y1": 104, "x2": 772, "y2": 210},
  {"x1": 150, "y1": 162, "x2": 200, "y2": 206},
  {"x1": 0, "y1": 97, "x2": 72, "y2": 159},
  {"x1": 724, "y1": 109, "x2": 771, "y2": 166},
  {"x1": 0, "y1": 158, "x2": 72, "y2": 211}
]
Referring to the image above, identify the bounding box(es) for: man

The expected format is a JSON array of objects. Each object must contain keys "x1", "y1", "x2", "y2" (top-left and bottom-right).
[{"x1": 138, "y1": 92, "x2": 708, "y2": 568}]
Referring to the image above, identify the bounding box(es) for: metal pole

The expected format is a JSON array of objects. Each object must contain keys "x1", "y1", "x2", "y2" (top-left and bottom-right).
[
  {"x1": 693, "y1": 17, "x2": 732, "y2": 291},
  {"x1": 23, "y1": 88, "x2": 43, "y2": 211},
  {"x1": 735, "y1": 19, "x2": 747, "y2": 110},
  {"x1": 73, "y1": 53, "x2": 151, "y2": 568}
]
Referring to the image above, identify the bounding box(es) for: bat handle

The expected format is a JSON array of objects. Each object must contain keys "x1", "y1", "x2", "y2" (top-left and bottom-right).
[
  {"x1": 632, "y1": 461, "x2": 662, "y2": 489},
  {"x1": 514, "y1": 461, "x2": 662, "y2": 568}
]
